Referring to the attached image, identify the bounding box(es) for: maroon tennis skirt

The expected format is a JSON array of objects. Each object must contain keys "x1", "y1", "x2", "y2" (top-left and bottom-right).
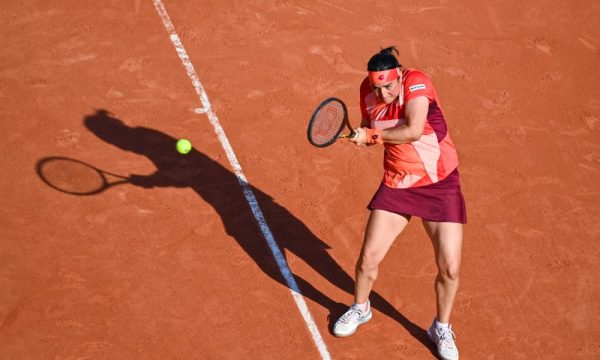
[{"x1": 368, "y1": 168, "x2": 467, "y2": 223}]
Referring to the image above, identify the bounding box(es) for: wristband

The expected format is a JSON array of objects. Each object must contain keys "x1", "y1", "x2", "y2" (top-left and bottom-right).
[{"x1": 365, "y1": 128, "x2": 383, "y2": 144}]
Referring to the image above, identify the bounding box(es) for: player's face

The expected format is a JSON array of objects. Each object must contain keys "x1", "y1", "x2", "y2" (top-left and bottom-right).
[{"x1": 372, "y1": 79, "x2": 401, "y2": 104}]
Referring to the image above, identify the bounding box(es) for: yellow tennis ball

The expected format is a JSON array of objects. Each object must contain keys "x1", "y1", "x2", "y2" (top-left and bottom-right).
[{"x1": 176, "y1": 139, "x2": 192, "y2": 154}]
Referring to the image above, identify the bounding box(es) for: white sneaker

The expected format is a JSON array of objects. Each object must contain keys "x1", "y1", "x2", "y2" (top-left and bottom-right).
[
  {"x1": 333, "y1": 302, "x2": 372, "y2": 337},
  {"x1": 427, "y1": 321, "x2": 459, "y2": 360}
]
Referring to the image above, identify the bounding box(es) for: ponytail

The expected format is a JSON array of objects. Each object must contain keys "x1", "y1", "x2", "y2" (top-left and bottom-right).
[{"x1": 367, "y1": 46, "x2": 402, "y2": 71}]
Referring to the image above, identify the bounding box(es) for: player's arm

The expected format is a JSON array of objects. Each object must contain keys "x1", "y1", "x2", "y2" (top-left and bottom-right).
[
  {"x1": 351, "y1": 96, "x2": 428, "y2": 146},
  {"x1": 380, "y1": 96, "x2": 428, "y2": 144}
]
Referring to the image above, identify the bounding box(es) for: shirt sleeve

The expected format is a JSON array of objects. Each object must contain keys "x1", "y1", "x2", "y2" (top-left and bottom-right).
[{"x1": 403, "y1": 70, "x2": 436, "y2": 103}]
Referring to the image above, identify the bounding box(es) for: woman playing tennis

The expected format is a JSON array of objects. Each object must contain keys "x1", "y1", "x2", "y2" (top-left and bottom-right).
[{"x1": 333, "y1": 47, "x2": 466, "y2": 360}]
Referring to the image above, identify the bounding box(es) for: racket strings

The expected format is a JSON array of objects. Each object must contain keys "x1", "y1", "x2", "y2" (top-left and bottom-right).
[
  {"x1": 40, "y1": 159, "x2": 105, "y2": 194},
  {"x1": 310, "y1": 101, "x2": 345, "y2": 145}
]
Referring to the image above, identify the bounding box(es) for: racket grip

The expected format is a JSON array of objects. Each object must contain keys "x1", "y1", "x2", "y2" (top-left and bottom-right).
[{"x1": 340, "y1": 131, "x2": 357, "y2": 139}]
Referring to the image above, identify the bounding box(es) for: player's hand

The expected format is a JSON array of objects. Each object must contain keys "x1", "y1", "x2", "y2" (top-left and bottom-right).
[{"x1": 349, "y1": 127, "x2": 368, "y2": 147}]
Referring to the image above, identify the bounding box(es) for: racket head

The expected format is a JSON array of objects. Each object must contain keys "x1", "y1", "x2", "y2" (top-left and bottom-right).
[
  {"x1": 307, "y1": 97, "x2": 349, "y2": 147},
  {"x1": 36, "y1": 156, "x2": 128, "y2": 195}
]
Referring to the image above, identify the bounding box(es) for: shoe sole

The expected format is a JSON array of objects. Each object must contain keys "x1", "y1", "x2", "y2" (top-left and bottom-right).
[{"x1": 333, "y1": 312, "x2": 372, "y2": 337}]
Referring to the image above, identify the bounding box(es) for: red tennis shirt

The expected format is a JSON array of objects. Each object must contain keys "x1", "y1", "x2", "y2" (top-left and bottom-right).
[{"x1": 360, "y1": 68, "x2": 459, "y2": 188}]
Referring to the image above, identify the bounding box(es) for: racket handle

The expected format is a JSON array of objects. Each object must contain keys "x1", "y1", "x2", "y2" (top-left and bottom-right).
[{"x1": 339, "y1": 131, "x2": 357, "y2": 139}]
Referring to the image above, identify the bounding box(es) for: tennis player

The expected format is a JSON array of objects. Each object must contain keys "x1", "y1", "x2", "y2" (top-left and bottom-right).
[{"x1": 333, "y1": 47, "x2": 466, "y2": 360}]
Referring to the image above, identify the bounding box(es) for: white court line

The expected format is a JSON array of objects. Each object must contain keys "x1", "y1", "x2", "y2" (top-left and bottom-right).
[{"x1": 150, "y1": 1, "x2": 331, "y2": 359}]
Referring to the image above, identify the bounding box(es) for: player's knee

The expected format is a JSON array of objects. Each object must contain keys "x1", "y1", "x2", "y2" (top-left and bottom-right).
[
  {"x1": 356, "y1": 252, "x2": 380, "y2": 275},
  {"x1": 438, "y1": 262, "x2": 460, "y2": 281}
]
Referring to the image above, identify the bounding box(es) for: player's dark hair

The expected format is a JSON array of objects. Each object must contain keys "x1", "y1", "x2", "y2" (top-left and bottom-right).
[{"x1": 367, "y1": 46, "x2": 402, "y2": 71}]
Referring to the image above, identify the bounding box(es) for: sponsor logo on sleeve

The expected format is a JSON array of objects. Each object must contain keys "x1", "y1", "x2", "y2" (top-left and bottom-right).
[{"x1": 408, "y1": 84, "x2": 426, "y2": 92}]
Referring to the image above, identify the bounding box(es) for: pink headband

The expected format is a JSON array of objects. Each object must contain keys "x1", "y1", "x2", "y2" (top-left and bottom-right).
[{"x1": 368, "y1": 67, "x2": 400, "y2": 85}]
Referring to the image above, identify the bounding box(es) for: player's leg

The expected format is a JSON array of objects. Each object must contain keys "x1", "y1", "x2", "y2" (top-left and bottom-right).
[
  {"x1": 423, "y1": 220, "x2": 463, "y2": 360},
  {"x1": 333, "y1": 209, "x2": 409, "y2": 337},
  {"x1": 424, "y1": 220, "x2": 462, "y2": 321},
  {"x1": 355, "y1": 209, "x2": 409, "y2": 303}
]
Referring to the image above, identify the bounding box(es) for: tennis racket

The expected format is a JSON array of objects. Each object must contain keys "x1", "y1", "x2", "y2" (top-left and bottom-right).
[
  {"x1": 307, "y1": 97, "x2": 355, "y2": 147},
  {"x1": 36, "y1": 156, "x2": 131, "y2": 195}
]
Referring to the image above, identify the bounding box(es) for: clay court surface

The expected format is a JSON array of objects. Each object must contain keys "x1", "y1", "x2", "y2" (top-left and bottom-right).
[{"x1": 1, "y1": 1, "x2": 599, "y2": 358}]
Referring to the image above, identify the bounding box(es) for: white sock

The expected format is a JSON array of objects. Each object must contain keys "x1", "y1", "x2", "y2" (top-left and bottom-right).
[
  {"x1": 354, "y1": 300, "x2": 369, "y2": 312},
  {"x1": 435, "y1": 319, "x2": 449, "y2": 329}
]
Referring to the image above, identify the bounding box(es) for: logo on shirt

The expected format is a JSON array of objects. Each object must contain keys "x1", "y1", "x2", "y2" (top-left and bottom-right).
[{"x1": 408, "y1": 84, "x2": 426, "y2": 92}]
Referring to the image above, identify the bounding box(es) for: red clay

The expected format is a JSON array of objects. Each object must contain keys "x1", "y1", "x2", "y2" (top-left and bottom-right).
[{"x1": 1, "y1": 1, "x2": 599, "y2": 359}]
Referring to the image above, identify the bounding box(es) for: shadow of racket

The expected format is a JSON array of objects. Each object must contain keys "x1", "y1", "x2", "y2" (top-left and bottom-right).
[{"x1": 36, "y1": 156, "x2": 131, "y2": 195}]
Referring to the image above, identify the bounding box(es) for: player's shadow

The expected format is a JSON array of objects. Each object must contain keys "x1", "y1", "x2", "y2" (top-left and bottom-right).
[{"x1": 81, "y1": 109, "x2": 435, "y2": 352}]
